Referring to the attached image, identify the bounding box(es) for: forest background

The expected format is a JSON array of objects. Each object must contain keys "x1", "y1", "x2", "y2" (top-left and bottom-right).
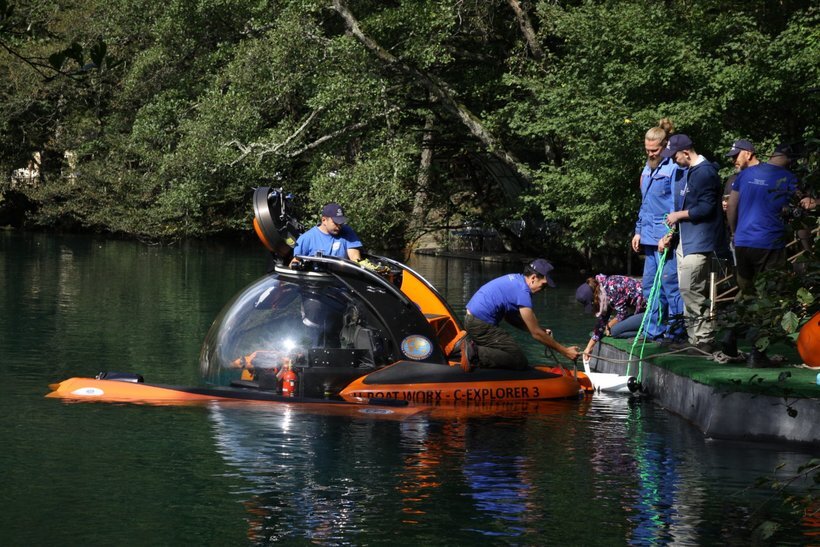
[{"x1": 0, "y1": 0, "x2": 817, "y2": 270}]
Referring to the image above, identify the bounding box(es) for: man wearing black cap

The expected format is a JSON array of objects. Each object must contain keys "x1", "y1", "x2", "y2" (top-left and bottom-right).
[
  {"x1": 726, "y1": 143, "x2": 799, "y2": 297},
  {"x1": 725, "y1": 139, "x2": 759, "y2": 173},
  {"x1": 658, "y1": 134, "x2": 726, "y2": 354},
  {"x1": 290, "y1": 202, "x2": 363, "y2": 267},
  {"x1": 723, "y1": 139, "x2": 760, "y2": 212},
  {"x1": 463, "y1": 259, "x2": 580, "y2": 370},
  {"x1": 723, "y1": 143, "x2": 802, "y2": 366}
]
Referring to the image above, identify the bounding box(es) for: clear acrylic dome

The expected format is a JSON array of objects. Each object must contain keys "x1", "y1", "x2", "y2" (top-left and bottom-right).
[{"x1": 199, "y1": 268, "x2": 394, "y2": 388}]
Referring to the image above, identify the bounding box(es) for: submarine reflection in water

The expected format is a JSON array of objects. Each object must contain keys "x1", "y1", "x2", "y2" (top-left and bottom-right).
[{"x1": 205, "y1": 395, "x2": 714, "y2": 543}]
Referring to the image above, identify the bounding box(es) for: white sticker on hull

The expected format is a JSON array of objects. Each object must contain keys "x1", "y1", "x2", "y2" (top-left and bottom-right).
[{"x1": 71, "y1": 387, "x2": 104, "y2": 397}]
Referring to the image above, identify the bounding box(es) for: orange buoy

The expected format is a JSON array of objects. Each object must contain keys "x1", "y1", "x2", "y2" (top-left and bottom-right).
[
  {"x1": 797, "y1": 311, "x2": 820, "y2": 368},
  {"x1": 281, "y1": 363, "x2": 297, "y2": 397}
]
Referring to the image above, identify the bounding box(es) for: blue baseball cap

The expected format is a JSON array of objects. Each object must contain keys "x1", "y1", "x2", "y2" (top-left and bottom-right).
[
  {"x1": 725, "y1": 139, "x2": 755, "y2": 157},
  {"x1": 575, "y1": 282, "x2": 594, "y2": 313},
  {"x1": 660, "y1": 134, "x2": 693, "y2": 158},
  {"x1": 321, "y1": 203, "x2": 347, "y2": 224},
  {"x1": 529, "y1": 258, "x2": 557, "y2": 287}
]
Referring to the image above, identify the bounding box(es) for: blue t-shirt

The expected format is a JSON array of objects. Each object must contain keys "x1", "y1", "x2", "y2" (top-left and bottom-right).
[
  {"x1": 293, "y1": 225, "x2": 362, "y2": 258},
  {"x1": 732, "y1": 163, "x2": 798, "y2": 249},
  {"x1": 466, "y1": 274, "x2": 532, "y2": 326},
  {"x1": 635, "y1": 158, "x2": 678, "y2": 245}
]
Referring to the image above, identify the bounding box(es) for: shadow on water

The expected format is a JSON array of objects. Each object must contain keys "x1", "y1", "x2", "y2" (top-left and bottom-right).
[{"x1": 1, "y1": 232, "x2": 816, "y2": 545}]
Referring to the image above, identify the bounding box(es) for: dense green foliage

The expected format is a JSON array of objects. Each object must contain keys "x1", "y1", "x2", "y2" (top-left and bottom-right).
[{"x1": 0, "y1": 0, "x2": 817, "y2": 261}]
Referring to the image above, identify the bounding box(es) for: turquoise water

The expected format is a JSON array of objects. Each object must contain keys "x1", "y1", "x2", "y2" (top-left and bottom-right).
[{"x1": 0, "y1": 232, "x2": 816, "y2": 545}]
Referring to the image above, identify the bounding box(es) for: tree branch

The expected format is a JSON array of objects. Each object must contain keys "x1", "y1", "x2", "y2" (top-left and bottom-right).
[
  {"x1": 227, "y1": 107, "x2": 323, "y2": 165},
  {"x1": 227, "y1": 106, "x2": 400, "y2": 164},
  {"x1": 507, "y1": 0, "x2": 544, "y2": 60},
  {"x1": 0, "y1": 39, "x2": 57, "y2": 79},
  {"x1": 331, "y1": 0, "x2": 531, "y2": 184}
]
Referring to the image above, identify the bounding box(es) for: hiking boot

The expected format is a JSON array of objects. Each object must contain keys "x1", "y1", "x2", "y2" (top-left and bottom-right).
[
  {"x1": 720, "y1": 330, "x2": 739, "y2": 358},
  {"x1": 459, "y1": 337, "x2": 478, "y2": 372},
  {"x1": 747, "y1": 349, "x2": 774, "y2": 368}
]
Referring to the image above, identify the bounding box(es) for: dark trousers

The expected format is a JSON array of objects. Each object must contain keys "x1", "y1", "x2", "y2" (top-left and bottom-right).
[
  {"x1": 735, "y1": 246, "x2": 787, "y2": 298},
  {"x1": 464, "y1": 314, "x2": 529, "y2": 370}
]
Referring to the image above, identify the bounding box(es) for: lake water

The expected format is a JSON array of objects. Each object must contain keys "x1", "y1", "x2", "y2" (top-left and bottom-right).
[{"x1": 1, "y1": 231, "x2": 816, "y2": 545}]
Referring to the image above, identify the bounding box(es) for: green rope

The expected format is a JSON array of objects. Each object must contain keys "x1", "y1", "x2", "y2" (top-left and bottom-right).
[
  {"x1": 626, "y1": 221, "x2": 676, "y2": 380},
  {"x1": 626, "y1": 250, "x2": 666, "y2": 379}
]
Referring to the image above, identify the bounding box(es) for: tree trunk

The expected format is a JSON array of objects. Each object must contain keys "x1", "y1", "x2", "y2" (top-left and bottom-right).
[{"x1": 407, "y1": 110, "x2": 436, "y2": 254}]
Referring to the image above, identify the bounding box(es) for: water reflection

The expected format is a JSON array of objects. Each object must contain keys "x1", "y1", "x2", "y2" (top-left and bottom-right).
[
  {"x1": 203, "y1": 392, "x2": 817, "y2": 545},
  {"x1": 3, "y1": 233, "x2": 817, "y2": 545},
  {"x1": 622, "y1": 398, "x2": 696, "y2": 545}
]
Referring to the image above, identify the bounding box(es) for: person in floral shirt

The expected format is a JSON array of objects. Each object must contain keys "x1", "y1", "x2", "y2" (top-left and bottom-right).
[{"x1": 575, "y1": 274, "x2": 645, "y2": 359}]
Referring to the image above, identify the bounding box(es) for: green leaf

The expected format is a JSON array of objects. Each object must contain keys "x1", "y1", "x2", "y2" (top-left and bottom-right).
[
  {"x1": 752, "y1": 521, "x2": 780, "y2": 541},
  {"x1": 797, "y1": 287, "x2": 815, "y2": 305},
  {"x1": 781, "y1": 311, "x2": 799, "y2": 334}
]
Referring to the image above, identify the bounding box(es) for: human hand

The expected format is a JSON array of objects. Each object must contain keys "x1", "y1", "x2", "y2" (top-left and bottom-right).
[
  {"x1": 563, "y1": 346, "x2": 580, "y2": 361},
  {"x1": 631, "y1": 234, "x2": 641, "y2": 253},
  {"x1": 657, "y1": 233, "x2": 671, "y2": 252},
  {"x1": 665, "y1": 212, "x2": 681, "y2": 226}
]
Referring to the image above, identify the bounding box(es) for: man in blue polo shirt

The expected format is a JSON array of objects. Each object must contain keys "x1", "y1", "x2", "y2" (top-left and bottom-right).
[
  {"x1": 464, "y1": 259, "x2": 580, "y2": 370},
  {"x1": 290, "y1": 202, "x2": 363, "y2": 267},
  {"x1": 726, "y1": 143, "x2": 799, "y2": 297}
]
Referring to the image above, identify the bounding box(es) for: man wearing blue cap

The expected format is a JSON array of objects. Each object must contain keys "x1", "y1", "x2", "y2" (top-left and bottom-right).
[
  {"x1": 463, "y1": 259, "x2": 580, "y2": 370},
  {"x1": 722, "y1": 139, "x2": 760, "y2": 211},
  {"x1": 290, "y1": 202, "x2": 363, "y2": 267},
  {"x1": 725, "y1": 139, "x2": 759, "y2": 173},
  {"x1": 727, "y1": 143, "x2": 799, "y2": 297},
  {"x1": 658, "y1": 134, "x2": 726, "y2": 354}
]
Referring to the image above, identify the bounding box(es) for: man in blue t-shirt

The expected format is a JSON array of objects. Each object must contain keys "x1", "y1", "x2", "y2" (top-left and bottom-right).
[
  {"x1": 464, "y1": 259, "x2": 580, "y2": 370},
  {"x1": 726, "y1": 144, "x2": 799, "y2": 297},
  {"x1": 290, "y1": 202, "x2": 363, "y2": 268},
  {"x1": 289, "y1": 202, "x2": 363, "y2": 348}
]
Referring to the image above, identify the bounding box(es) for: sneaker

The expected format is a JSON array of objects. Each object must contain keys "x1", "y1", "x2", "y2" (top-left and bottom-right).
[{"x1": 459, "y1": 337, "x2": 478, "y2": 372}]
